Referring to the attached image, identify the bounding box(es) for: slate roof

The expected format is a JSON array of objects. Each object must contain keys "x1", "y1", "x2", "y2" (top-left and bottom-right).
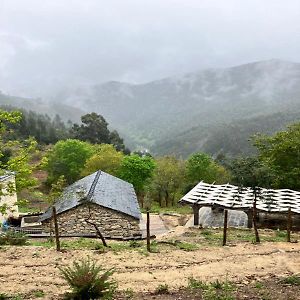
[{"x1": 40, "y1": 171, "x2": 141, "y2": 221}]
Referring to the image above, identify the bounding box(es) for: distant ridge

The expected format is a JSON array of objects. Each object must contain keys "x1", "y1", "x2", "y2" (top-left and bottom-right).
[{"x1": 2, "y1": 59, "x2": 300, "y2": 157}]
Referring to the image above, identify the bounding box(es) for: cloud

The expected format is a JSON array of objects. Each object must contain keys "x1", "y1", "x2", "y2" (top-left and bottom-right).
[{"x1": 1, "y1": 0, "x2": 300, "y2": 97}]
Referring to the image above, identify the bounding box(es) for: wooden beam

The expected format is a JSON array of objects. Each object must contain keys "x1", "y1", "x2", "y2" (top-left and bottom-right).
[
  {"x1": 246, "y1": 210, "x2": 253, "y2": 228},
  {"x1": 222, "y1": 210, "x2": 228, "y2": 246},
  {"x1": 287, "y1": 207, "x2": 292, "y2": 243},
  {"x1": 52, "y1": 206, "x2": 61, "y2": 252},
  {"x1": 146, "y1": 211, "x2": 151, "y2": 252},
  {"x1": 193, "y1": 205, "x2": 200, "y2": 226}
]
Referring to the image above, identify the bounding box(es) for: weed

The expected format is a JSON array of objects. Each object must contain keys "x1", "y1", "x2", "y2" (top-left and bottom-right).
[
  {"x1": 187, "y1": 277, "x2": 234, "y2": 300},
  {"x1": 281, "y1": 275, "x2": 300, "y2": 285},
  {"x1": 155, "y1": 284, "x2": 169, "y2": 294},
  {"x1": 0, "y1": 231, "x2": 27, "y2": 246},
  {"x1": 124, "y1": 288, "x2": 134, "y2": 299},
  {"x1": 176, "y1": 241, "x2": 198, "y2": 251},
  {"x1": 129, "y1": 240, "x2": 142, "y2": 248},
  {"x1": 201, "y1": 230, "x2": 212, "y2": 236},
  {"x1": 188, "y1": 277, "x2": 207, "y2": 290},
  {"x1": 33, "y1": 290, "x2": 45, "y2": 298},
  {"x1": 0, "y1": 293, "x2": 8, "y2": 300},
  {"x1": 254, "y1": 281, "x2": 264, "y2": 289},
  {"x1": 59, "y1": 257, "x2": 117, "y2": 300}
]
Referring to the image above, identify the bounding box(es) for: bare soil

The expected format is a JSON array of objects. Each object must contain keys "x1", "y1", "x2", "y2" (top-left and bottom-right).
[{"x1": 0, "y1": 239, "x2": 300, "y2": 299}]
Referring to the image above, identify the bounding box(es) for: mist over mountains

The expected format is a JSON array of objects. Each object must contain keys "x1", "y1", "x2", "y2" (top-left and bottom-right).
[{"x1": 2, "y1": 59, "x2": 300, "y2": 157}]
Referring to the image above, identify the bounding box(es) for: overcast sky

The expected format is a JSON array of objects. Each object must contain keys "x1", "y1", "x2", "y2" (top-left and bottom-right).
[{"x1": 1, "y1": 0, "x2": 300, "y2": 98}]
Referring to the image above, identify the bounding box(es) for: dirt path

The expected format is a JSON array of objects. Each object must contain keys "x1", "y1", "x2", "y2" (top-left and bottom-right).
[{"x1": 1, "y1": 242, "x2": 300, "y2": 299}]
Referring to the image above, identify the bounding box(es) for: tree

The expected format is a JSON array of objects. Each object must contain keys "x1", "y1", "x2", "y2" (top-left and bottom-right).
[
  {"x1": 185, "y1": 152, "x2": 229, "y2": 190},
  {"x1": 118, "y1": 154, "x2": 156, "y2": 196},
  {"x1": 0, "y1": 109, "x2": 37, "y2": 215},
  {"x1": 149, "y1": 156, "x2": 185, "y2": 207},
  {"x1": 228, "y1": 156, "x2": 274, "y2": 188},
  {"x1": 254, "y1": 123, "x2": 300, "y2": 190},
  {"x1": 44, "y1": 139, "x2": 94, "y2": 184},
  {"x1": 71, "y1": 113, "x2": 111, "y2": 144},
  {"x1": 81, "y1": 144, "x2": 124, "y2": 177}
]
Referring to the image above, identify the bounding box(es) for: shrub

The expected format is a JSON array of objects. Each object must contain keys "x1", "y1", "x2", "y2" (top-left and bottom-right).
[
  {"x1": 59, "y1": 257, "x2": 117, "y2": 300},
  {"x1": 0, "y1": 231, "x2": 27, "y2": 246}
]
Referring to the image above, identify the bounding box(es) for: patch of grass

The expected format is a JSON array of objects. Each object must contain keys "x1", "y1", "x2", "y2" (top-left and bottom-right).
[
  {"x1": 176, "y1": 241, "x2": 198, "y2": 251},
  {"x1": 0, "y1": 231, "x2": 28, "y2": 246},
  {"x1": 281, "y1": 275, "x2": 300, "y2": 285},
  {"x1": 33, "y1": 290, "x2": 45, "y2": 298},
  {"x1": 188, "y1": 277, "x2": 207, "y2": 290},
  {"x1": 254, "y1": 281, "x2": 264, "y2": 289},
  {"x1": 142, "y1": 202, "x2": 192, "y2": 215},
  {"x1": 29, "y1": 240, "x2": 54, "y2": 248},
  {"x1": 187, "y1": 277, "x2": 235, "y2": 300},
  {"x1": 0, "y1": 293, "x2": 8, "y2": 300},
  {"x1": 123, "y1": 288, "x2": 134, "y2": 299},
  {"x1": 155, "y1": 284, "x2": 169, "y2": 294},
  {"x1": 275, "y1": 230, "x2": 287, "y2": 239},
  {"x1": 129, "y1": 240, "x2": 142, "y2": 248}
]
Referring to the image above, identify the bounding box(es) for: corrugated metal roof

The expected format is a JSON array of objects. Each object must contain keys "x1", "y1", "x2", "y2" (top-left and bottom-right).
[
  {"x1": 180, "y1": 181, "x2": 300, "y2": 214},
  {"x1": 40, "y1": 171, "x2": 141, "y2": 221},
  {"x1": 0, "y1": 171, "x2": 15, "y2": 182}
]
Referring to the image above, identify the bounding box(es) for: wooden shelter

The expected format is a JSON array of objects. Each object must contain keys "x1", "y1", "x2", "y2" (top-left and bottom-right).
[{"x1": 180, "y1": 181, "x2": 300, "y2": 228}]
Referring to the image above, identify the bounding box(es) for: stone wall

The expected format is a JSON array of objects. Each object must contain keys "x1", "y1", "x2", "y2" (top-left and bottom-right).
[{"x1": 42, "y1": 203, "x2": 141, "y2": 238}]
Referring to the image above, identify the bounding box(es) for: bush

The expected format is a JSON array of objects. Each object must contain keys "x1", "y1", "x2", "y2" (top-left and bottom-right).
[
  {"x1": 0, "y1": 230, "x2": 27, "y2": 246},
  {"x1": 59, "y1": 257, "x2": 117, "y2": 300}
]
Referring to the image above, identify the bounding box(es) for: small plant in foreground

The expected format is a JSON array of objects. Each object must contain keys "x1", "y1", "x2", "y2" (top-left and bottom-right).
[
  {"x1": 281, "y1": 275, "x2": 300, "y2": 285},
  {"x1": 0, "y1": 293, "x2": 8, "y2": 300},
  {"x1": 33, "y1": 290, "x2": 45, "y2": 298},
  {"x1": 188, "y1": 277, "x2": 234, "y2": 300},
  {"x1": 188, "y1": 277, "x2": 208, "y2": 290},
  {"x1": 155, "y1": 283, "x2": 169, "y2": 294},
  {"x1": 124, "y1": 288, "x2": 134, "y2": 299},
  {"x1": 176, "y1": 241, "x2": 198, "y2": 251},
  {"x1": 59, "y1": 257, "x2": 117, "y2": 299},
  {"x1": 0, "y1": 230, "x2": 27, "y2": 246},
  {"x1": 254, "y1": 281, "x2": 264, "y2": 289}
]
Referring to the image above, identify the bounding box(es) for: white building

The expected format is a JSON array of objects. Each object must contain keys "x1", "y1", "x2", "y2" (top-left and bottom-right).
[{"x1": 0, "y1": 173, "x2": 19, "y2": 224}]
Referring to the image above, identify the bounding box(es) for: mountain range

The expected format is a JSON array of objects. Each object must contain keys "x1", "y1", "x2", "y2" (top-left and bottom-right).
[{"x1": 2, "y1": 59, "x2": 300, "y2": 157}]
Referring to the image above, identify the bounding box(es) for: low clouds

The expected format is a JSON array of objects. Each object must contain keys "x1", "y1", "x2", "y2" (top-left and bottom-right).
[{"x1": 1, "y1": 0, "x2": 300, "y2": 98}]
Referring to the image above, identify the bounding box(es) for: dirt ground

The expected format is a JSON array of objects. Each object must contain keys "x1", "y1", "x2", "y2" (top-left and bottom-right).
[
  {"x1": 1, "y1": 214, "x2": 300, "y2": 299},
  {"x1": 0, "y1": 240, "x2": 300, "y2": 299}
]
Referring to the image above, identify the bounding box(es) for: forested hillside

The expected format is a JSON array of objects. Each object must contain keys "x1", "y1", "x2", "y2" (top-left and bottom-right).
[
  {"x1": 2, "y1": 60, "x2": 300, "y2": 157},
  {"x1": 49, "y1": 59, "x2": 300, "y2": 157}
]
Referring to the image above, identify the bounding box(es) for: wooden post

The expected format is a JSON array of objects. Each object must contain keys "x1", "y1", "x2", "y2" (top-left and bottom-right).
[
  {"x1": 246, "y1": 210, "x2": 253, "y2": 228},
  {"x1": 52, "y1": 206, "x2": 61, "y2": 251},
  {"x1": 193, "y1": 205, "x2": 200, "y2": 226},
  {"x1": 287, "y1": 207, "x2": 292, "y2": 243},
  {"x1": 253, "y1": 188, "x2": 260, "y2": 244},
  {"x1": 85, "y1": 219, "x2": 108, "y2": 247},
  {"x1": 146, "y1": 210, "x2": 151, "y2": 252},
  {"x1": 222, "y1": 210, "x2": 228, "y2": 246}
]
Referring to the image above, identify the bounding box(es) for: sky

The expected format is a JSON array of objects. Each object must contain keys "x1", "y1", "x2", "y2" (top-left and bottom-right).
[{"x1": 1, "y1": 0, "x2": 300, "y2": 98}]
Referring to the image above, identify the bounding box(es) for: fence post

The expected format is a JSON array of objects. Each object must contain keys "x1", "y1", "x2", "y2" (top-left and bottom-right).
[
  {"x1": 222, "y1": 210, "x2": 228, "y2": 246},
  {"x1": 146, "y1": 210, "x2": 151, "y2": 252},
  {"x1": 52, "y1": 206, "x2": 61, "y2": 251},
  {"x1": 287, "y1": 207, "x2": 292, "y2": 243}
]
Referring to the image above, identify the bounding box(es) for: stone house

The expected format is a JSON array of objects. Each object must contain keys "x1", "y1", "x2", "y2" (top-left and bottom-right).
[
  {"x1": 40, "y1": 171, "x2": 142, "y2": 238},
  {"x1": 0, "y1": 173, "x2": 18, "y2": 224}
]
